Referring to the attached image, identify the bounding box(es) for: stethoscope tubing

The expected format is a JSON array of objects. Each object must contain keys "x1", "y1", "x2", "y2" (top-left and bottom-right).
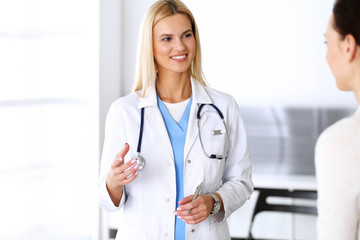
[
  {"x1": 134, "y1": 102, "x2": 229, "y2": 170},
  {"x1": 137, "y1": 107, "x2": 145, "y2": 153},
  {"x1": 197, "y1": 104, "x2": 230, "y2": 159},
  {"x1": 197, "y1": 103, "x2": 224, "y2": 119}
]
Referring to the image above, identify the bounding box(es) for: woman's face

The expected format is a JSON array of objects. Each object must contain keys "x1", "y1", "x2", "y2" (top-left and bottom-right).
[
  {"x1": 152, "y1": 14, "x2": 196, "y2": 76},
  {"x1": 325, "y1": 15, "x2": 351, "y2": 90}
]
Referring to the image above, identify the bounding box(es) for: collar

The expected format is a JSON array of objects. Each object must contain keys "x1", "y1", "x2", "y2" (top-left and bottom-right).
[
  {"x1": 137, "y1": 77, "x2": 213, "y2": 109},
  {"x1": 191, "y1": 77, "x2": 213, "y2": 105},
  {"x1": 137, "y1": 85, "x2": 157, "y2": 109}
]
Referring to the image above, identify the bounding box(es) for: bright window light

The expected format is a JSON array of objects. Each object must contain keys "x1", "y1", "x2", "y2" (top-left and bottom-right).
[{"x1": 0, "y1": 0, "x2": 99, "y2": 239}]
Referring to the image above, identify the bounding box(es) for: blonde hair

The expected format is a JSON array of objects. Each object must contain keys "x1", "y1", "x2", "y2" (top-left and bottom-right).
[{"x1": 132, "y1": 0, "x2": 206, "y2": 97}]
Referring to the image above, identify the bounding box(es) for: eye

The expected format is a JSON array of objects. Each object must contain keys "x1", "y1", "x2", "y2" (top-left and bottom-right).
[
  {"x1": 184, "y1": 33, "x2": 193, "y2": 38},
  {"x1": 162, "y1": 37, "x2": 171, "y2": 42}
]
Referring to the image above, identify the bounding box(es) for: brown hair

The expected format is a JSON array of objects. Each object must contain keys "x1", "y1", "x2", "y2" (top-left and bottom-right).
[{"x1": 333, "y1": 0, "x2": 360, "y2": 45}]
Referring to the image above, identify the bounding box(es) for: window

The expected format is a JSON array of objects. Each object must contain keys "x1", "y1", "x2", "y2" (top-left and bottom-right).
[{"x1": 0, "y1": 0, "x2": 99, "y2": 239}]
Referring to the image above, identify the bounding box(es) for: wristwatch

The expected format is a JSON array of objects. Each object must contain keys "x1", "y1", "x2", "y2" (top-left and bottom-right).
[{"x1": 209, "y1": 193, "x2": 221, "y2": 215}]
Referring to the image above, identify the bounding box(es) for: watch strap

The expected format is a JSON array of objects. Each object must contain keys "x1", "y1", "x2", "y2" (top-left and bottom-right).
[{"x1": 209, "y1": 193, "x2": 220, "y2": 215}]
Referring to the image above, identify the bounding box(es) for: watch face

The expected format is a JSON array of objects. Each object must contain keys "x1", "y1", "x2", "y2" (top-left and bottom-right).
[
  {"x1": 213, "y1": 202, "x2": 220, "y2": 214},
  {"x1": 210, "y1": 193, "x2": 220, "y2": 214}
]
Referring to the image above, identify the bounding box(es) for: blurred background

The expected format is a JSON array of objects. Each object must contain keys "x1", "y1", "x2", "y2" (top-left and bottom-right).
[{"x1": 0, "y1": 0, "x2": 357, "y2": 239}]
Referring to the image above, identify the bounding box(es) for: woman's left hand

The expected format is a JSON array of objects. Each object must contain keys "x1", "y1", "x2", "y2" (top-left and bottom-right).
[{"x1": 173, "y1": 194, "x2": 214, "y2": 224}]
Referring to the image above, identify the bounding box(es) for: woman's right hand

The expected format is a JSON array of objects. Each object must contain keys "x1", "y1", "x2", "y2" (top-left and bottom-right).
[{"x1": 106, "y1": 143, "x2": 139, "y2": 206}]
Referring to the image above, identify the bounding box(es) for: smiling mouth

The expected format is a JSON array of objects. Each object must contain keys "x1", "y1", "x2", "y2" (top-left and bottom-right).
[{"x1": 171, "y1": 54, "x2": 187, "y2": 60}]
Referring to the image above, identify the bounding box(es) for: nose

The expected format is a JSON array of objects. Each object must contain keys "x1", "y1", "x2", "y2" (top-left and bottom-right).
[{"x1": 173, "y1": 38, "x2": 186, "y2": 51}]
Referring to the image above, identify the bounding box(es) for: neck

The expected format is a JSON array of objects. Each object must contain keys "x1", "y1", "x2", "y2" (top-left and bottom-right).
[
  {"x1": 352, "y1": 47, "x2": 360, "y2": 104},
  {"x1": 354, "y1": 89, "x2": 360, "y2": 104},
  {"x1": 352, "y1": 60, "x2": 360, "y2": 104},
  {"x1": 156, "y1": 71, "x2": 192, "y2": 103},
  {"x1": 342, "y1": 44, "x2": 360, "y2": 104}
]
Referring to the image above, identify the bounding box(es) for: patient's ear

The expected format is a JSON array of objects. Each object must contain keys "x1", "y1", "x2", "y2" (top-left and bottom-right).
[{"x1": 344, "y1": 34, "x2": 357, "y2": 62}]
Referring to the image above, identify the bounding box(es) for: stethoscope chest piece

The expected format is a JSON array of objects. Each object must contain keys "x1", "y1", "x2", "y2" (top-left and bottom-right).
[
  {"x1": 134, "y1": 153, "x2": 145, "y2": 171},
  {"x1": 134, "y1": 107, "x2": 146, "y2": 171},
  {"x1": 133, "y1": 103, "x2": 229, "y2": 172}
]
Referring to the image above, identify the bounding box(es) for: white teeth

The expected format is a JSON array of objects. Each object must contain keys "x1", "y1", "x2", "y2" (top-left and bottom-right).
[{"x1": 171, "y1": 55, "x2": 186, "y2": 60}]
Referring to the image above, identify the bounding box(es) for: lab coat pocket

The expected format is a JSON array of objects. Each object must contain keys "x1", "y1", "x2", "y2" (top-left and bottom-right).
[
  {"x1": 115, "y1": 226, "x2": 146, "y2": 240},
  {"x1": 208, "y1": 220, "x2": 230, "y2": 240},
  {"x1": 198, "y1": 110, "x2": 228, "y2": 159},
  {"x1": 202, "y1": 139, "x2": 227, "y2": 160},
  {"x1": 203, "y1": 140, "x2": 226, "y2": 189}
]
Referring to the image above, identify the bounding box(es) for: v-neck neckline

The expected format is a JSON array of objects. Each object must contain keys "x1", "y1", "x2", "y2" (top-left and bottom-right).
[{"x1": 157, "y1": 96, "x2": 192, "y2": 133}]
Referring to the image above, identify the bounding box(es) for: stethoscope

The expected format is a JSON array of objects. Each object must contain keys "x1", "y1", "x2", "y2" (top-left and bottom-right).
[{"x1": 132, "y1": 103, "x2": 230, "y2": 171}]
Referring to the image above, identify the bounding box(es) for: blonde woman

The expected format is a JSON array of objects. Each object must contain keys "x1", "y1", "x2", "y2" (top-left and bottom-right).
[
  {"x1": 316, "y1": 0, "x2": 360, "y2": 239},
  {"x1": 97, "y1": 0, "x2": 253, "y2": 239}
]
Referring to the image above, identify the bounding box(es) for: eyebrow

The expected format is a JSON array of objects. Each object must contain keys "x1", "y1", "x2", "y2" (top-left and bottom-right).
[{"x1": 159, "y1": 29, "x2": 192, "y2": 38}]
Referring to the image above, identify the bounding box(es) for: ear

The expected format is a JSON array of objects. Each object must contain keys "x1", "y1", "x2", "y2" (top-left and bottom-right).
[{"x1": 344, "y1": 34, "x2": 357, "y2": 62}]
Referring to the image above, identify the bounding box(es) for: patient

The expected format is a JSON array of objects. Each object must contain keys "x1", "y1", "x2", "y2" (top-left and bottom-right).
[{"x1": 315, "y1": 0, "x2": 360, "y2": 239}]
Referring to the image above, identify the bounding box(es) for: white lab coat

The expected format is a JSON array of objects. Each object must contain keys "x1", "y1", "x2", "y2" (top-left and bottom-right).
[{"x1": 97, "y1": 78, "x2": 253, "y2": 240}]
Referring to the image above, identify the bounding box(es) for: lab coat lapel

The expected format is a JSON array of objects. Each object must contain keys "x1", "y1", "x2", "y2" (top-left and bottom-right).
[
  {"x1": 184, "y1": 103, "x2": 198, "y2": 160},
  {"x1": 138, "y1": 86, "x2": 173, "y2": 160},
  {"x1": 184, "y1": 79, "x2": 212, "y2": 160},
  {"x1": 146, "y1": 106, "x2": 174, "y2": 159}
]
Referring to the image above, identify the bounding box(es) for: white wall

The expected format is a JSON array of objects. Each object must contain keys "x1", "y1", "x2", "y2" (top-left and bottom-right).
[{"x1": 0, "y1": 0, "x2": 99, "y2": 239}]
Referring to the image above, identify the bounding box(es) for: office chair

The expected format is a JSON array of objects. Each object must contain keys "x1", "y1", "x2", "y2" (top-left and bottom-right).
[
  {"x1": 232, "y1": 187, "x2": 317, "y2": 240},
  {"x1": 109, "y1": 228, "x2": 117, "y2": 239}
]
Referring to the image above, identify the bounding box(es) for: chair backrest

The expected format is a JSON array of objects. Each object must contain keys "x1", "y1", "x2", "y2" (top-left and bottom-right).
[
  {"x1": 247, "y1": 187, "x2": 317, "y2": 240},
  {"x1": 109, "y1": 228, "x2": 117, "y2": 239}
]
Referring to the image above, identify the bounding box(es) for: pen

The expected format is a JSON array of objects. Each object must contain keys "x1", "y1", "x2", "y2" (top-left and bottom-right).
[{"x1": 187, "y1": 182, "x2": 203, "y2": 214}]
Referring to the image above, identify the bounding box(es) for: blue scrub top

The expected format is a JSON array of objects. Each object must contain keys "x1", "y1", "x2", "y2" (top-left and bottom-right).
[{"x1": 157, "y1": 95, "x2": 192, "y2": 240}]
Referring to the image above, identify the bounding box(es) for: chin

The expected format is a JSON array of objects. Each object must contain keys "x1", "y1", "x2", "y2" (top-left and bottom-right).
[
  {"x1": 335, "y1": 79, "x2": 352, "y2": 91},
  {"x1": 172, "y1": 67, "x2": 191, "y2": 74}
]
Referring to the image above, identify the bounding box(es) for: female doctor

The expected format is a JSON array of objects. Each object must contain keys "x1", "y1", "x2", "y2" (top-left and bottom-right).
[{"x1": 97, "y1": 0, "x2": 253, "y2": 239}]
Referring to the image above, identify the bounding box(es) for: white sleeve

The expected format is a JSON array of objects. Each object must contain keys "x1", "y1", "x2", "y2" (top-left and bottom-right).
[
  {"x1": 214, "y1": 97, "x2": 254, "y2": 223},
  {"x1": 97, "y1": 103, "x2": 126, "y2": 211},
  {"x1": 315, "y1": 132, "x2": 360, "y2": 240}
]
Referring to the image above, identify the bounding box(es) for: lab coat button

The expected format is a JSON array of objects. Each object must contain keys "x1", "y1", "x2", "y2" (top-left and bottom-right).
[
  {"x1": 165, "y1": 198, "x2": 169, "y2": 202},
  {"x1": 191, "y1": 229, "x2": 195, "y2": 233},
  {"x1": 164, "y1": 232, "x2": 168, "y2": 237},
  {"x1": 187, "y1": 160, "x2": 191, "y2": 164},
  {"x1": 167, "y1": 162, "x2": 171, "y2": 167}
]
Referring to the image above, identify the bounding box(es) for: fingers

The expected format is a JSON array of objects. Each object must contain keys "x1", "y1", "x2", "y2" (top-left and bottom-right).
[
  {"x1": 111, "y1": 158, "x2": 139, "y2": 185},
  {"x1": 108, "y1": 143, "x2": 139, "y2": 188},
  {"x1": 119, "y1": 162, "x2": 139, "y2": 184},
  {"x1": 174, "y1": 195, "x2": 212, "y2": 224},
  {"x1": 119, "y1": 159, "x2": 139, "y2": 178},
  {"x1": 176, "y1": 208, "x2": 207, "y2": 225},
  {"x1": 112, "y1": 143, "x2": 130, "y2": 167},
  {"x1": 178, "y1": 194, "x2": 193, "y2": 205},
  {"x1": 176, "y1": 198, "x2": 203, "y2": 216},
  {"x1": 181, "y1": 215, "x2": 207, "y2": 225},
  {"x1": 111, "y1": 143, "x2": 136, "y2": 174},
  {"x1": 112, "y1": 158, "x2": 137, "y2": 174}
]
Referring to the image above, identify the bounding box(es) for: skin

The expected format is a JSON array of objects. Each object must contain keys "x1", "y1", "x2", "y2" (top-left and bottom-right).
[
  {"x1": 106, "y1": 143, "x2": 138, "y2": 206},
  {"x1": 153, "y1": 13, "x2": 195, "y2": 103},
  {"x1": 324, "y1": 15, "x2": 360, "y2": 103},
  {"x1": 106, "y1": 13, "x2": 224, "y2": 225}
]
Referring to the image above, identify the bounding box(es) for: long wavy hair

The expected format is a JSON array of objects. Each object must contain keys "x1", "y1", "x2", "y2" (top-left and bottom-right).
[{"x1": 132, "y1": 0, "x2": 206, "y2": 97}]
